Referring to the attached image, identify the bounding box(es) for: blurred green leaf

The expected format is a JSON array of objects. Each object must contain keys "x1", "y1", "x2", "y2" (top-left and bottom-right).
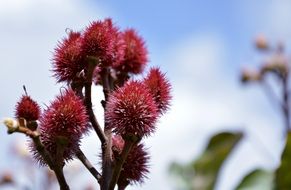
[
  {"x1": 192, "y1": 132, "x2": 242, "y2": 190},
  {"x1": 235, "y1": 169, "x2": 273, "y2": 190},
  {"x1": 275, "y1": 132, "x2": 291, "y2": 190},
  {"x1": 169, "y1": 132, "x2": 242, "y2": 190},
  {"x1": 169, "y1": 162, "x2": 195, "y2": 189}
]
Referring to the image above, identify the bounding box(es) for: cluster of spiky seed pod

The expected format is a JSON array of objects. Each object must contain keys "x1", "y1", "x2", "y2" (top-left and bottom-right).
[
  {"x1": 8, "y1": 17, "x2": 171, "y2": 189},
  {"x1": 53, "y1": 18, "x2": 148, "y2": 86}
]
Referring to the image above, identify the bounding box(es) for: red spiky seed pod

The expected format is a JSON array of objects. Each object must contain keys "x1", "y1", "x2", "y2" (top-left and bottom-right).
[
  {"x1": 111, "y1": 136, "x2": 149, "y2": 187},
  {"x1": 31, "y1": 89, "x2": 88, "y2": 165},
  {"x1": 113, "y1": 29, "x2": 148, "y2": 74},
  {"x1": 52, "y1": 31, "x2": 84, "y2": 83},
  {"x1": 119, "y1": 143, "x2": 149, "y2": 186},
  {"x1": 15, "y1": 95, "x2": 40, "y2": 121},
  {"x1": 143, "y1": 67, "x2": 171, "y2": 115},
  {"x1": 101, "y1": 18, "x2": 125, "y2": 67},
  {"x1": 81, "y1": 18, "x2": 114, "y2": 65},
  {"x1": 105, "y1": 81, "x2": 158, "y2": 138}
]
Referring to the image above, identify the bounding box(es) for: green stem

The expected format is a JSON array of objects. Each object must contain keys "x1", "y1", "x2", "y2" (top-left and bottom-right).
[
  {"x1": 100, "y1": 68, "x2": 114, "y2": 190},
  {"x1": 85, "y1": 57, "x2": 107, "y2": 144},
  {"x1": 108, "y1": 139, "x2": 136, "y2": 190},
  {"x1": 76, "y1": 148, "x2": 102, "y2": 184},
  {"x1": 12, "y1": 124, "x2": 70, "y2": 190},
  {"x1": 282, "y1": 76, "x2": 290, "y2": 134}
]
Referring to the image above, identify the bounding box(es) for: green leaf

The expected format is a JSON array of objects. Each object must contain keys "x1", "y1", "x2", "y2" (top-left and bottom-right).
[
  {"x1": 275, "y1": 132, "x2": 291, "y2": 190},
  {"x1": 192, "y1": 132, "x2": 242, "y2": 190},
  {"x1": 169, "y1": 132, "x2": 242, "y2": 190},
  {"x1": 235, "y1": 169, "x2": 273, "y2": 190}
]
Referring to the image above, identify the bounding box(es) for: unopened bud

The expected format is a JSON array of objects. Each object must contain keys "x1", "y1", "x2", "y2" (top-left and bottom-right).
[
  {"x1": 3, "y1": 118, "x2": 19, "y2": 132},
  {"x1": 240, "y1": 69, "x2": 261, "y2": 83},
  {"x1": 0, "y1": 172, "x2": 13, "y2": 185},
  {"x1": 261, "y1": 54, "x2": 288, "y2": 77},
  {"x1": 255, "y1": 34, "x2": 269, "y2": 50}
]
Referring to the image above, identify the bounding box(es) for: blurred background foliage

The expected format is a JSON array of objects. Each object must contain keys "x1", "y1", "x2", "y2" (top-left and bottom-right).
[
  {"x1": 169, "y1": 132, "x2": 242, "y2": 190},
  {"x1": 169, "y1": 131, "x2": 291, "y2": 190}
]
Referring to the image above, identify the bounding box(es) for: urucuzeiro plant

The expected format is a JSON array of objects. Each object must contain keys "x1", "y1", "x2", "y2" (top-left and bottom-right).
[{"x1": 2, "y1": 18, "x2": 171, "y2": 190}]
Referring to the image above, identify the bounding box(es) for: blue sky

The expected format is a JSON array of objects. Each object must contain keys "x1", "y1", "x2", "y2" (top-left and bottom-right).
[{"x1": 0, "y1": 0, "x2": 291, "y2": 189}]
